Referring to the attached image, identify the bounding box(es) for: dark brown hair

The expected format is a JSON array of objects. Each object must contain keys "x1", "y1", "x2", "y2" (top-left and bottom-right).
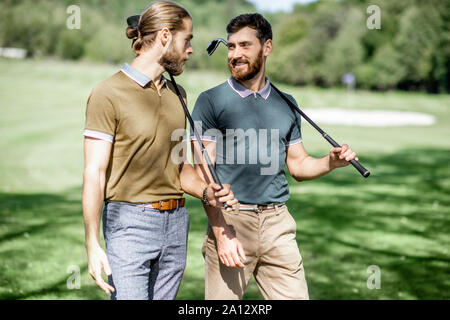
[
  {"x1": 226, "y1": 13, "x2": 273, "y2": 44},
  {"x1": 126, "y1": 1, "x2": 191, "y2": 53}
]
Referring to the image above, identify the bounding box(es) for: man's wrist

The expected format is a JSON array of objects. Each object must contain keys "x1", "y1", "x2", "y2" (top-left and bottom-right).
[
  {"x1": 202, "y1": 186, "x2": 212, "y2": 206},
  {"x1": 85, "y1": 236, "x2": 101, "y2": 250},
  {"x1": 211, "y1": 225, "x2": 227, "y2": 239},
  {"x1": 328, "y1": 154, "x2": 336, "y2": 171}
]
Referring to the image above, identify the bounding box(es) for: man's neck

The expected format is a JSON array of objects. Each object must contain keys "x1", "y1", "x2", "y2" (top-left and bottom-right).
[
  {"x1": 235, "y1": 68, "x2": 267, "y2": 93},
  {"x1": 130, "y1": 50, "x2": 166, "y2": 89}
]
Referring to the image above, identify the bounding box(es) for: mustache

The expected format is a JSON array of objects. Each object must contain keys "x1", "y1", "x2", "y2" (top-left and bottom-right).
[{"x1": 229, "y1": 58, "x2": 249, "y2": 65}]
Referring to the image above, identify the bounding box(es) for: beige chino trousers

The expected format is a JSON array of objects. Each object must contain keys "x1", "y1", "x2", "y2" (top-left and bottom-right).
[{"x1": 202, "y1": 204, "x2": 309, "y2": 300}]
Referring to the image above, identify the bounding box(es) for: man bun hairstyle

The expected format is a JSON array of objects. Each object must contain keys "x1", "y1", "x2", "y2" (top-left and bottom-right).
[
  {"x1": 126, "y1": 27, "x2": 139, "y2": 40},
  {"x1": 126, "y1": 1, "x2": 191, "y2": 53},
  {"x1": 226, "y1": 13, "x2": 272, "y2": 44},
  {"x1": 126, "y1": 14, "x2": 140, "y2": 41}
]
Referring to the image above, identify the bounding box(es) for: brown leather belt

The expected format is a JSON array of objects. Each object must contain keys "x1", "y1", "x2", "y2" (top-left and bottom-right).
[
  {"x1": 238, "y1": 202, "x2": 285, "y2": 213},
  {"x1": 139, "y1": 198, "x2": 185, "y2": 211}
]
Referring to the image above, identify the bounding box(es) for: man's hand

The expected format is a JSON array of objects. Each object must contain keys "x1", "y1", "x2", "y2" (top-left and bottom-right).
[
  {"x1": 87, "y1": 243, "x2": 115, "y2": 294},
  {"x1": 329, "y1": 144, "x2": 359, "y2": 169},
  {"x1": 206, "y1": 183, "x2": 238, "y2": 212},
  {"x1": 215, "y1": 227, "x2": 246, "y2": 268}
]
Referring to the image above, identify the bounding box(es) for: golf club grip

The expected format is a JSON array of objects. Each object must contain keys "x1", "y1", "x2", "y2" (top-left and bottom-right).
[
  {"x1": 168, "y1": 73, "x2": 224, "y2": 188},
  {"x1": 271, "y1": 83, "x2": 370, "y2": 178},
  {"x1": 322, "y1": 133, "x2": 370, "y2": 177},
  {"x1": 350, "y1": 159, "x2": 370, "y2": 178}
]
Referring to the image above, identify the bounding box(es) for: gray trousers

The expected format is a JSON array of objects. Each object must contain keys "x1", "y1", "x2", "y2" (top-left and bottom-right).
[{"x1": 102, "y1": 201, "x2": 189, "y2": 300}]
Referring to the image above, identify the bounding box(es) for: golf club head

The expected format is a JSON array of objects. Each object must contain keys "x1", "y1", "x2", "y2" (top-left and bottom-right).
[
  {"x1": 206, "y1": 38, "x2": 228, "y2": 55},
  {"x1": 126, "y1": 15, "x2": 140, "y2": 29}
]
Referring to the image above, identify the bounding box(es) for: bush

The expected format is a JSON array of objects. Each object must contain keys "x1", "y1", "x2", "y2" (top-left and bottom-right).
[
  {"x1": 0, "y1": 0, "x2": 67, "y2": 57},
  {"x1": 186, "y1": 29, "x2": 229, "y2": 72},
  {"x1": 371, "y1": 44, "x2": 406, "y2": 90},
  {"x1": 56, "y1": 29, "x2": 85, "y2": 60},
  {"x1": 355, "y1": 63, "x2": 377, "y2": 90},
  {"x1": 274, "y1": 14, "x2": 308, "y2": 47},
  {"x1": 84, "y1": 25, "x2": 134, "y2": 64}
]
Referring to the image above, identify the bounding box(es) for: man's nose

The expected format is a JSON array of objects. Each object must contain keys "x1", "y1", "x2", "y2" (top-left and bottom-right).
[{"x1": 230, "y1": 46, "x2": 243, "y2": 60}]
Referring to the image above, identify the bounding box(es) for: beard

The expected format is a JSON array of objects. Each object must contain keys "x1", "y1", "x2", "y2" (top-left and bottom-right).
[
  {"x1": 159, "y1": 44, "x2": 186, "y2": 76},
  {"x1": 228, "y1": 48, "x2": 264, "y2": 81}
]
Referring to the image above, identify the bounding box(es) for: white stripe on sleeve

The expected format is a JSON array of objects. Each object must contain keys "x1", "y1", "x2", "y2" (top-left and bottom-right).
[
  {"x1": 83, "y1": 129, "x2": 114, "y2": 143},
  {"x1": 287, "y1": 138, "x2": 302, "y2": 146}
]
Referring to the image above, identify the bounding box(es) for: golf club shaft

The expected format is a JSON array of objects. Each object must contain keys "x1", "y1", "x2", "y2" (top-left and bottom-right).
[
  {"x1": 270, "y1": 83, "x2": 370, "y2": 178},
  {"x1": 168, "y1": 73, "x2": 225, "y2": 188},
  {"x1": 205, "y1": 38, "x2": 369, "y2": 178}
]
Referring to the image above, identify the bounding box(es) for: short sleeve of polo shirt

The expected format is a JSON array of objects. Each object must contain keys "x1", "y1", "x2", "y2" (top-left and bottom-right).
[
  {"x1": 285, "y1": 93, "x2": 302, "y2": 146},
  {"x1": 84, "y1": 86, "x2": 116, "y2": 143},
  {"x1": 191, "y1": 92, "x2": 218, "y2": 142}
]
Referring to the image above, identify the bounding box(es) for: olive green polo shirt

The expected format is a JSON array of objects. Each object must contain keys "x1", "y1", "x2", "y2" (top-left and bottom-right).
[{"x1": 84, "y1": 63, "x2": 186, "y2": 203}]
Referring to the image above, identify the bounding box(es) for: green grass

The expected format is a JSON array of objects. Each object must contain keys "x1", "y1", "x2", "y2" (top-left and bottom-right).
[{"x1": 0, "y1": 58, "x2": 449, "y2": 299}]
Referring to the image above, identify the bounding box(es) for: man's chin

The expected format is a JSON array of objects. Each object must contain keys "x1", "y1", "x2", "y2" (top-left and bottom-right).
[
  {"x1": 172, "y1": 69, "x2": 184, "y2": 76},
  {"x1": 230, "y1": 70, "x2": 251, "y2": 81},
  {"x1": 172, "y1": 64, "x2": 185, "y2": 76},
  {"x1": 164, "y1": 63, "x2": 185, "y2": 76}
]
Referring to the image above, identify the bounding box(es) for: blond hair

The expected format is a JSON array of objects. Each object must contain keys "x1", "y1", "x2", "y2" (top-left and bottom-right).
[{"x1": 126, "y1": 1, "x2": 191, "y2": 52}]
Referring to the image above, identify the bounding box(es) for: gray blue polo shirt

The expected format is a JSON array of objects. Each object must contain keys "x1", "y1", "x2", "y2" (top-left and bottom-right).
[{"x1": 191, "y1": 77, "x2": 302, "y2": 205}]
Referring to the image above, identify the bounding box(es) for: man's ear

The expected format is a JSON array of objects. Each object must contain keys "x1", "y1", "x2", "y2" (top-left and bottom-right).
[
  {"x1": 263, "y1": 39, "x2": 273, "y2": 57},
  {"x1": 159, "y1": 27, "x2": 172, "y2": 48}
]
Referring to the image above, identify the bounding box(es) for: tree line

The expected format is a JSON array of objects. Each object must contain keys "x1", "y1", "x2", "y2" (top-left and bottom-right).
[{"x1": 0, "y1": 0, "x2": 448, "y2": 92}]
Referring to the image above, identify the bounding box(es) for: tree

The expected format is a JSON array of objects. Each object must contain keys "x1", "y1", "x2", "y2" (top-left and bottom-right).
[
  {"x1": 320, "y1": 7, "x2": 365, "y2": 86},
  {"x1": 394, "y1": 5, "x2": 442, "y2": 91}
]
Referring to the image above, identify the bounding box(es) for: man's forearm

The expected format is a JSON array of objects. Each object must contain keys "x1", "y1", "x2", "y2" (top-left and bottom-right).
[
  {"x1": 191, "y1": 142, "x2": 235, "y2": 234},
  {"x1": 292, "y1": 155, "x2": 334, "y2": 181},
  {"x1": 193, "y1": 161, "x2": 232, "y2": 236},
  {"x1": 180, "y1": 162, "x2": 208, "y2": 199},
  {"x1": 203, "y1": 204, "x2": 232, "y2": 238},
  {"x1": 82, "y1": 169, "x2": 106, "y2": 248}
]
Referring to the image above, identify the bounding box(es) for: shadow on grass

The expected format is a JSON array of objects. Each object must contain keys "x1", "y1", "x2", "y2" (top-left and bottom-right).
[
  {"x1": 0, "y1": 147, "x2": 448, "y2": 299},
  {"x1": 0, "y1": 189, "x2": 106, "y2": 300},
  {"x1": 286, "y1": 147, "x2": 450, "y2": 299}
]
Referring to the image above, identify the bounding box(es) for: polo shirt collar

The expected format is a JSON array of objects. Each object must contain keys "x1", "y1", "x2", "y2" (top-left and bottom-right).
[
  {"x1": 228, "y1": 76, "x2": 271, "y2": 100},
  {"x1": 120, "y1": 63, "x2": 168, "y2": 89}
]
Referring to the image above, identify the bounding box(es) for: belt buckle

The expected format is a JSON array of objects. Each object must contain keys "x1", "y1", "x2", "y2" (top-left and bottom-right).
[{"x1": 158, "y1": 200, "x2": 163, "y2": 210}]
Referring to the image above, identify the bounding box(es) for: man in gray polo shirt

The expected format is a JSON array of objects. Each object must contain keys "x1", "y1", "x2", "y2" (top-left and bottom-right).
[{"x1": 191, "y1": 13, "x2": 359, "y2": 299}]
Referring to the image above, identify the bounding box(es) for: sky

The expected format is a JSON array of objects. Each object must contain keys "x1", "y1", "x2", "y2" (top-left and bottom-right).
[{"x1": 247, "y1": 0, "x2": 317, "y2": 13}]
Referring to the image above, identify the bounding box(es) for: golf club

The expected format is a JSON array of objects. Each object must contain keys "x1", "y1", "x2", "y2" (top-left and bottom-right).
[
  {"x1": 168, "y1": 72, "x2": 230, "y2": 207},
  {"x1": 126, "y1": 15, "x2": 140, "y2": 30},
  {"x1": 206, "y1": 38, "x2": 228, "y2": 56},
  {"x1": 206, "y1": 38, "x2": 370, "y2": 178}
]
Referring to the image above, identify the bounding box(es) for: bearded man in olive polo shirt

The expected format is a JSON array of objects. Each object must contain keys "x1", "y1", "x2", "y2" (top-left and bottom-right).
[
  {"x1": 82, "y1": 2, "x2": 237, "y2": 300},
  {"x1": 192, "y1": 13, "x2": 360, "y2": 300}
]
